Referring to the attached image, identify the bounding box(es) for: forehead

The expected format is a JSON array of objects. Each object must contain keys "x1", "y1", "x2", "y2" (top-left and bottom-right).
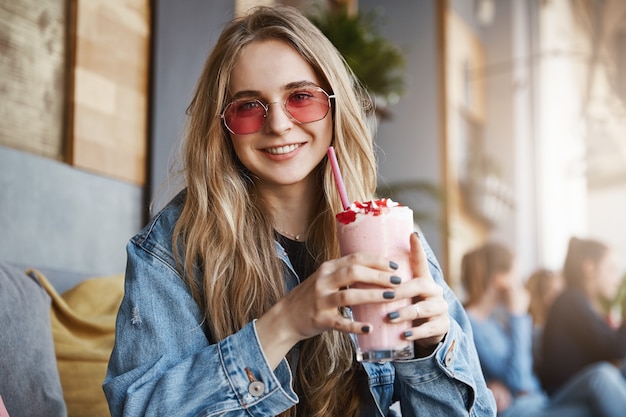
[{"x1": 229, "y1": 39, "x2": 321, "y2": 94}]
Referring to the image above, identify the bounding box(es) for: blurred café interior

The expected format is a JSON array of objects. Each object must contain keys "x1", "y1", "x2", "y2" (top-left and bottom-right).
[{"x1": 1, "y1": 0, "x2": 625, "y2": 294}]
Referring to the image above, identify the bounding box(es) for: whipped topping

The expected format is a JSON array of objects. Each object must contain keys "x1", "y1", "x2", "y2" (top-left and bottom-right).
[{"x1": 336, "y1": 198, "x2": 401, "y2": 224}]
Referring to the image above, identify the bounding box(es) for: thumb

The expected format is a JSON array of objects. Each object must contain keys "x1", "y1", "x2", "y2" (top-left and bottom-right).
[{"x1": 409, "y1": 232, "x2": 429, "y2": 279}]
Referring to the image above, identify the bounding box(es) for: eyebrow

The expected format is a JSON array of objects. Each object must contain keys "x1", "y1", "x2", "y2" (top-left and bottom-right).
[{"x1": 229, "y1": 80, "x2": 321, "y2": 102}]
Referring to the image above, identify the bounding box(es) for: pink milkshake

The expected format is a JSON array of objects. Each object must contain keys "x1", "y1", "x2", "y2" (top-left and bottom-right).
[{"x1": 336, "y1": 198, "x2": 415, "y2": 362}]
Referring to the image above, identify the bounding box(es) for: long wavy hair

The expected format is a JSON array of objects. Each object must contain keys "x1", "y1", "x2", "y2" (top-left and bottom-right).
[
  {"x1": 172, "y1": 6, "x2": 376, "y2": 417},
  {"x1": 460, "y1": 242, "x2": 514, "y2": 307}
]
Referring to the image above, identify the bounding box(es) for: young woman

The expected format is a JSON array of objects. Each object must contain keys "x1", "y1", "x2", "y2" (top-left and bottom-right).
[
  {"x1": 461, "y1": 243, "x2": 540, "y2": 415},
  {"x1": 525, "y1": 268, "x2": 564, "y2": 369},
  {"x1": 103, "y1": 6, "x2": 495, "y2": 416},
  {"x1": 462, "y1": 242, "x2": 626, "y2": 417},
  {"x1": 539, "y1": 237, "x2": 626, "y2": 396},
  {"x1": 525, "y1": 269, "x2": 564, "y2": 331}
]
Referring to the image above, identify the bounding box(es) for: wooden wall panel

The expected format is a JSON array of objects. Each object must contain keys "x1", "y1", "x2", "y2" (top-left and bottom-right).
[
  {"x1": 0, "y1": 0, "x2": 66, "y2": 159},
  {"x1": 444, "y1": 8, "x2": 488, "y2": 286},
  {"x1": 67, "y1": 0, "x2": 150, "y2": 185}
]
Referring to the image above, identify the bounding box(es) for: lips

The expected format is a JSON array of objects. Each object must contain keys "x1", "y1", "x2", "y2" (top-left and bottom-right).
[{"x1": 264, "y1": 143, "x2": 303, "y2": 155}]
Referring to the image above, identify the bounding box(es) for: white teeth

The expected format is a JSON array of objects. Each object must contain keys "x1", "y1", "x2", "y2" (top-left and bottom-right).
[{"x1": 265, "y1": 143, "x2": 300, "y2": 155}]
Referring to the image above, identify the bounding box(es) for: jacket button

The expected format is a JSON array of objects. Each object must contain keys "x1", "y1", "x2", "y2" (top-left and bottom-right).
[
  {"x1": 444, "y1": 339, "x2": 456, "y2": 367},
  {"x1": 248, "y1": 381, "x2": 265, "y2": 397},
  {"x1": 444, "y1": 350, "x2": 454, "y2": 367}
]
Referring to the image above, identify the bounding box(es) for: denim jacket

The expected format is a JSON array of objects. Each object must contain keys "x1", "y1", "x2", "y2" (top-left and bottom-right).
[
  {"x1": 469, "y1": 309, "x2": 540, "y2": 396},
  {"x1": 103, "y1": 193, "x2": 496, "y2": 416}
]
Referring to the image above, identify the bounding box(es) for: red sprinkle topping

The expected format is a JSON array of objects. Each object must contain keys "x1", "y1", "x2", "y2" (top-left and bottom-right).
[
  {"x1": 336, "y1": 210, "x2": 357, "y2": 224},
  {"x1": 336, "y1": 198, "x2": 399, "y2": 224}
]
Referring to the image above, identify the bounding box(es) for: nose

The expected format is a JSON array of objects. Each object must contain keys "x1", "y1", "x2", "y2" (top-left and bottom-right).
[{"x1": 264, "y1": 101, "x2": 293, "y2": 134}]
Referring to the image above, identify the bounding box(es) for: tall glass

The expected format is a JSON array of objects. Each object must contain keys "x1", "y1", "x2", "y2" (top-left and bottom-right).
[{"x1": 336, "y1": 199, "x2": 415, "y2": 362}]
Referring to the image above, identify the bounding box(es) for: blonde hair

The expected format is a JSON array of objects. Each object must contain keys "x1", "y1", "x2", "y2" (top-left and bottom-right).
[
  {"x1": 172, "y1": 6, "x2": 377, "y2": 417},
  {"x1": 525, "y1": 268, "x2": 561, "y2": 326},
  {"x1": 460, "y1": 242, "x2": 514, "y2": 307}
]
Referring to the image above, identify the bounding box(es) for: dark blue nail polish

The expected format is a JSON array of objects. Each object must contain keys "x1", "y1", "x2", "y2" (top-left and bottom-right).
[
  {"x1": 361, "y1": 325, "x2": 370, "y2": 333},
  {"x1": 383, "y1": 291, "x2": 395, "y2": 299},
  {"x1": 389, "y1": 261, "x2": 399, "y2": 270},
  {"x1": 403, "y1": 330, "x2": 413, "y2": 338},
  {"x1": 390, "y1": 275, "x2": 402, "y2": 284},
  {"x1": 388, "y1": 311, "x2": 400, "y2": 320}
]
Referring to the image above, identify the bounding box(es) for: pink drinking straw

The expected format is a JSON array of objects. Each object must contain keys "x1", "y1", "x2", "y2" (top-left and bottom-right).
[{"x1": 327, "y1": 146, "x2": 350, "y2": 210}]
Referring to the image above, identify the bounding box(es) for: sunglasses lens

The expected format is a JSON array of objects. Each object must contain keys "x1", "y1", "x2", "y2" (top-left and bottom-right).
[
  {"x1": 223, "y1": 100, "x2": 266, "y2": 135},
  {"x1": 222, "y1": 88, "x2": 331, "y2": 135},
  {"x1": 285, "y1": 89, "x2": 330, "y2": 123}
]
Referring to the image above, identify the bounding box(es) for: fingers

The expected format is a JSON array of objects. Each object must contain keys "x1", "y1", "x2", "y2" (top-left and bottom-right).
[
  {"x1": 328, "y1": 252, "x2": 404, "y2": 291},
  {"x1": 412, "y1": 303, "x2": 421, "y2": 320},
  {"x1": 278, "y1": 253, "x2": 403, "y2": 340},
  {"x1": 288, "y1": 236, "x2": 448, "y2": 346},
  {"x1": 409, "y1": 232, "x2": 429, "y2": 279},
  {"x1": 399, "y1": 303, "x2": 450, "y2": 353},
  {"x1": 316, "y1": 310, "x2": 371, "y2": 335},
  {"x1": 336, "y1": 251, "x2": 398, "y2": 271},
  {"x1": 413, "y1": 295, "x2": 449, "y2": 344},
  {"x1": 385, "y1": 236, "x2": 451, "y2": 348},
  {"x1": 386, "y1": 291, "x2": 448, "y2": 326},
  {"x1": 300, "y1": 301, "x2": 380, "y2": 337}
]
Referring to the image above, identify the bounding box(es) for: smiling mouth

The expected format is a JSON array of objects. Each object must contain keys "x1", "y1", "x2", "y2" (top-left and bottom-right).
[{"x1": 264, "y1": 143, "x2": 303, "y2": 155}]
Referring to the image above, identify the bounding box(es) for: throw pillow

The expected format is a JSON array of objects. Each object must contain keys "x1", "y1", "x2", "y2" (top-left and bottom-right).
[
  {"x1": 0, "y1": 262, "x2": 67, "y2": 417},
  {"x1": 32, "y1": 269, "x2": 124, "y2": 417}
]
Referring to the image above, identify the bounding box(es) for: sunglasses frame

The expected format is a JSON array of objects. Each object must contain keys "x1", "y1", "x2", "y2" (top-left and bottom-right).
[{"x1": 220, "y1": 86, "x2": 335, "y2": 135}]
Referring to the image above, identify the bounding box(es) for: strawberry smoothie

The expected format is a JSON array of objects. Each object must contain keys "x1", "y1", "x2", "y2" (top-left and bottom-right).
[{"x1": 336, "y1": 198, "x2": 415, "y2": 362}]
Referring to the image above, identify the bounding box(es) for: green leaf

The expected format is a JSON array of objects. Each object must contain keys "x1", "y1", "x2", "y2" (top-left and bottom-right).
[{"x1": 308, "y1": 6, "x2": 406, "y2": 101}]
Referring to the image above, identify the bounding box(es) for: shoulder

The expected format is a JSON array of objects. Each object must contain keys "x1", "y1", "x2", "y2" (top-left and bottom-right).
[
  {"x1": 552, "y1": 288, "x2": 588, "y2": 312},
  {"x1": 546, "y1": 288, "x2": 592, "y2": 330},
  {"x1": 129, "y1": 190, "x2": 186, "y2": 267}
]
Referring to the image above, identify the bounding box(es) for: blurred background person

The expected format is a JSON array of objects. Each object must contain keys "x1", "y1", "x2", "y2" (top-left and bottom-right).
[
  {"x1": 525, "y1": 268, "x2": 564, "y2": 369},
  {"x1": 461, "y1": 242, "x2": 541, "y2": 415},
  {"x1": 539, "y1": 237, "x2": 626, "y2": 396},
  {"x1": 462, "y1": 241, "x2": 626, "y2": 417}
]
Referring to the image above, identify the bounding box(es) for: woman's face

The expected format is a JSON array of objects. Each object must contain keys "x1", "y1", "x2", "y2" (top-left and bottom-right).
[
  {"x1": 226, "y1": 40, "x2": 333, "y2": 192},
  {"x1": 592, "y1": 249, "x2": 621, "y2": 303}
]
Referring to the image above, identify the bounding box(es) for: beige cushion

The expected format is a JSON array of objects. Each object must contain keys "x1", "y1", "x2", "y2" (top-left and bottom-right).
[{"x1": 33, "y1": 269, "x2": 124, "y2": 417}]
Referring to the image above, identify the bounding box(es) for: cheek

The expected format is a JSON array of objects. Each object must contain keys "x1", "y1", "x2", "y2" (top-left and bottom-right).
[
  {"x1": 318, "y1": 120, "x2": 333, "y2": 146},
  {"x1": 600, "y1": 271, "x2": 620, "y2": 297},
  {"x1": 230, "y1": 138, "x2": 251, "y2": 162}
]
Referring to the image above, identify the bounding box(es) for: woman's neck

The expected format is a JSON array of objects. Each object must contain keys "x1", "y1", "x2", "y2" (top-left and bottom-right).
[
  {"x1": 577, "y1": 282, "x2": 606, "y2": 315},
  {"x1": 258, "y1": 180, "x2": 316, "y2": 239}
]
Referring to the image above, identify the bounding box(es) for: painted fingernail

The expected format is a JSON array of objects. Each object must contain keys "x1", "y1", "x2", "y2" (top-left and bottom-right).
[
  {"x1": 383, "y1": 291, "x2": 395, "y2": 299},
  {"x1": 361, "y1": 325, "x2": 370, "y2": 333},
  {"x1": 388, "y1": 311, "x2": 400, "y2": 320},
  {"x1": 390, "y1": 275, "x2": 402, "y2": 284},
  {"x1": 414, "y1": 231, "x2": 420, "y2": 238},
  {"x1": 403, "y1": 330, "x2": 413, "y2": 338},
  {"x1": 389, "y1": 261, "x2": 399, "y2": 270}
]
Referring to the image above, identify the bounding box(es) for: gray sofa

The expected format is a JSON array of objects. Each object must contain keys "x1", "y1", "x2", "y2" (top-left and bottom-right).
[
  {"x1": 0, "y1": 263, "x2": 69, "y2": 416},
  {"x1": 0, "y1": 262, "x2": 122, "y2": 417}
]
